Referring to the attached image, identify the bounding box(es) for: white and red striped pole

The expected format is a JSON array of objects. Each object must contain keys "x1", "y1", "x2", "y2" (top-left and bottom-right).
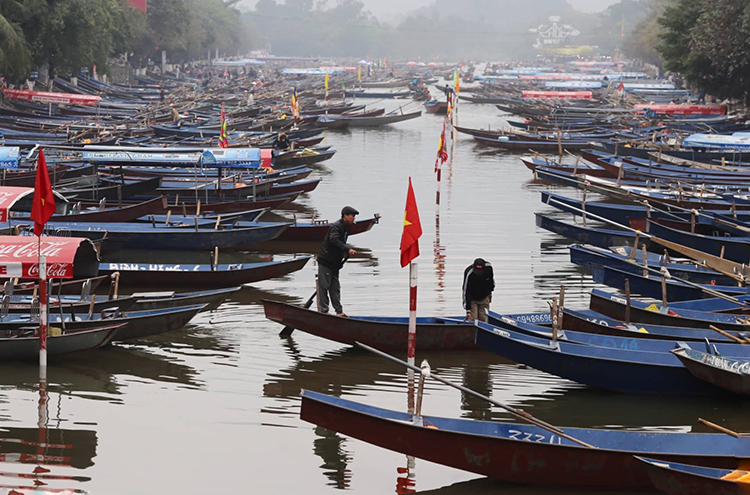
[
  {"x1": 39, "y1": 254, "x2": 47, "y2": 368},
  {"x1": 407, "y1": 262, "x2": 418, "y2": 366}
]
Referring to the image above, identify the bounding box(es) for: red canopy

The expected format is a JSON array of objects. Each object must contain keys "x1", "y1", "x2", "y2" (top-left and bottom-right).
[
  {"x1": 0, "y1": 187, "x2": 36, "y2": 222},
  {"x1": 0, "y1": 236, "x2": 98, "y2": 280},
  {"x1": 0, "y1": 186, "x2": 68, "y2": 222},
  {"x1": 2, "y1": 89, "x2": 101, "y2": 107},
  {"x1": 523, "y1": 90, "x2": 593, "y2": 100},
  {"x1": 633, "y1": 104, "x2": 726, "y2": 116}
]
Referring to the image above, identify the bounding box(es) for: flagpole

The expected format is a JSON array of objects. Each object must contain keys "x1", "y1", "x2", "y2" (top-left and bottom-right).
[
  {"x1": 38, "y1": 239, "x2": 47, "y2": 369},
  {"x1": 407, "y1": 262, "x2": 418, "y2": 367}
]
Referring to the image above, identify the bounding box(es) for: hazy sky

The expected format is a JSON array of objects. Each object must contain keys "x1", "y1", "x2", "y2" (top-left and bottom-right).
[{"x1": 239, "y1": 0, "x2": 620, "y2": 17}]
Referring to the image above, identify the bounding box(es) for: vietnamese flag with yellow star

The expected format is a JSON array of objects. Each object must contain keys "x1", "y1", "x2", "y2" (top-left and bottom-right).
[{"x1": 400, "y1": 177, "x2": 422, "y2": 267}]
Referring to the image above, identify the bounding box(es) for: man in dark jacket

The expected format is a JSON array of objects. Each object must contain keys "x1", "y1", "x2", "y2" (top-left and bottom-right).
[
  {"x1": 462, "y1": 258, "x2": 495, "y2": 322},
  {"x1": 317, "y1": 206, "x2": 358, "y2": 316}
]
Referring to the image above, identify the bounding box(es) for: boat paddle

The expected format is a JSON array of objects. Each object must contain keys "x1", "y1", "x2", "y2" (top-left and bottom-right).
[{"x1": 355, "y1": 341, "x2": 596, "y2": 449}]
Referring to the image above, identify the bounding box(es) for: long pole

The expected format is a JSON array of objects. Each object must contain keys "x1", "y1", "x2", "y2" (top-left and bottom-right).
[
  {"x1": 39, "y1": 251, "x2": 47, "y2": 369},
  {"x1": 356, "y1": 341, "x2": 595, "y2": 448},
  {"x1": 407, "y1": 262, "x2": 418, "y2": 367}
]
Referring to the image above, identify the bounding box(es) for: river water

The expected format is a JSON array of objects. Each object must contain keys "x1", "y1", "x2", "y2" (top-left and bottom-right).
[{"x1": 1, "y1": 91, "x2": 747, "y2": 495}]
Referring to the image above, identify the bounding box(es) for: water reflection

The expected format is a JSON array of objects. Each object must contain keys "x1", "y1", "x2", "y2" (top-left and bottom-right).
[
  {"x1": 312, "y1": 426, "x2": 352, "y2": 489},
  {"x1": 0, "y1": 375, "x2": 96, "y2": 493},
  {"x1": 433, "y1": 211, "x2": 446, "y2": 305},
  {"x1": 263, "y1": 347, "x2": 513, "y2": 403}
]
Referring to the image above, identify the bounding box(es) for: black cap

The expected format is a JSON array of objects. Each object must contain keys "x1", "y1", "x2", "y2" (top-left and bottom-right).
[
  {"x1": 341, "y1": 206, "x2": 359, "y2": 216},
  {"x1": 473, "y1": 258, "x2": 486, "y2": 270}
]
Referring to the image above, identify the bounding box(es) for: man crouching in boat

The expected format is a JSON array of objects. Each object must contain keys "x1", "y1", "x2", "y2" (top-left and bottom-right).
[
  {"x1": 463, "y1": 258, "x2": 495, "y2": 322},
  {"x1": 317, "y1": 206, "x2": 359, "y2": 317}
]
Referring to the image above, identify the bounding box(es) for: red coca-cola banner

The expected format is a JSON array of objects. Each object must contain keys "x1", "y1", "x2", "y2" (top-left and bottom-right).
[
  {"x1": 633, "y1": 104, "x2": 727, "y2": 116},
  {"x1": 523, "y1": 90, "x2": 593, "y2": 100},
  {"x1": 0, "y1": 236, "x2": 94, "y2": 279},
  {"x1": 2, "y1": 89, "x2": 101, "y2": 107},
  {"x1": 0, "y1": 187, "x2": 35, "y2": 223}
]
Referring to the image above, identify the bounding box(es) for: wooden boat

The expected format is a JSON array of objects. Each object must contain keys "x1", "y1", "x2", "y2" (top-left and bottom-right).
[
  {"x1": 100, "y1": 256, "x2": 311, "y2": 287},
  {"x1": 78, "y1": 193, "x2": 299, "y2": 215},
  {"x1": 474, "y1": 135, "x2": 598, "y2": 152},
  {"x1": 522, "y1": 157, "x2": 610, "y2": 177},
  {"x1": 346, "y1": 90, "x2": 411, "y2": 98},
  {"x1": 0, "y1": 304, "x2": 205, "y2": 340},
  {"x1": 0, "y1": 322, "x2": 126, "y2": 360},
  {"x1": 2, "y1": 294, "x2": 136, "y2": 314},
  {"x1": 648, "y1": 220, "x2": 750, "y2": 265},
  {"x1": 248, "y1": 215, "x2": 379, "y2": 243},
  {"x1": 424, "y1": 100, "x2": 449, "y2": 115},
  {"x1": 535, "y1": 214, "x2": 642, "y2": 249},
  {"x1": 569, "y1": 244, "x2": 736, "y2": 286},
  {"x1": 9, "y1": 274, "x2": 109, "y2": 296},
  {"x1": 637, "y1": 456, "x2": 750, "y2": 495},
  {"x1": 489, "y1": 311, "x2": 750, "y2": 356},
  {"x1": 59, "y1": 176, "x2": 162, "y2": 201},
  {"x1": 541, "y1": 191, "x2": 750, "y2": 228},
  {"x1": 346, "y1": 111, "x2": 422, "y2": 127},
  {"x1": 561, "y1": 306, "x2": 745, "y2": 343},
  {"x1": 475, "y1": 320, "x2": 726, "y2": 395},
  {"x1": 672, "y1": 347, "x2": 750, "y2": 395},
  {"x1": 590, "y1": 264, "x2": 748, "y2": 302},
  {"x1": 131, "y1": 287, "x2": 239, "y2": 311},
  {"x1": 109, "y1": 304, "x2": 207, "y2": 341},
  {"x1": 262, "y1": 300, "x2": 473, "y2": 350},
  {"x1": 35, "y1": 221, "x2": 290, "y2": 253},
  {"x1": 589, "y1": 288, "x2": 750, "y2": 331},
  {"x1": 301, "y1": 390, "x2": 750, "y2": 489}
]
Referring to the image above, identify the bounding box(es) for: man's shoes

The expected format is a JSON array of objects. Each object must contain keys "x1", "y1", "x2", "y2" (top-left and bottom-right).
[{"x1": 336, "y1": 313, "x2": 349, "y2": 318}]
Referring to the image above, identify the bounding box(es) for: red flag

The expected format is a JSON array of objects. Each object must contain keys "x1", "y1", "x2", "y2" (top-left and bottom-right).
[
  {"x1": 31, "y1": 148, "x2": 55, "y2": 236},
  {"x1": 400, "y1": 178, "x2": 422, "y2": 267},
  {"x1": 435, "y1": 120, "x2": 448, "y2": 172}
]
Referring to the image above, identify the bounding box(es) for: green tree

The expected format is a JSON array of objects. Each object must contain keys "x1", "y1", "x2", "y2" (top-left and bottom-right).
[
  {"x1": 0, "y1": 0, "x2": 45, "y2": 80},
  {"x1": 659, "y1": 0, "x2": 750, "y2": 103},
  {"x1": 623, "y1": 0, "x2": 672, "y2": 67}
]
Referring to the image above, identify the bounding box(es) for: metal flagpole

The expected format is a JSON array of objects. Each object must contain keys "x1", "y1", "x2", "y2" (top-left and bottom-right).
[
  {"x1": 407, "y1": 262, "x2": 418, "y2": 367},
  {"x1": 38, "y1": 237, "x2": 47, "y2": 369}
]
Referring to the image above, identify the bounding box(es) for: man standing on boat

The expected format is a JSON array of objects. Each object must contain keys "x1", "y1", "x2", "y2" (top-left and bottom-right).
[
  {"x1": 317, "y1": 206, "x2": 358, "y2": 317},
  {"x1": 463, "y1": 258, "x2": 495, "y2": 322}
]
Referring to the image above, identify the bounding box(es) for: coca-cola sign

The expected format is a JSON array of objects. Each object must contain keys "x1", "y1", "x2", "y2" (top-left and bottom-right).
[
  {"x1": 0, "y1": 237, "x2": 83, "y2": 279},
  {"x1": 27, "y1": 263, "x2": 71, "y2": 278},
  {"x1": 0, "y1": 241, "x2": 71, "y2": 260}
]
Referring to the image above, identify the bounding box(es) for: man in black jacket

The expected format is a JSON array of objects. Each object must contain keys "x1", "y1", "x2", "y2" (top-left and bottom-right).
[
  {"x1": 317, "y1": 206, "x2": 358, "y2": 317},
  {"x1": 462, "y1": 258, "x2": 495, "y2": 322}
]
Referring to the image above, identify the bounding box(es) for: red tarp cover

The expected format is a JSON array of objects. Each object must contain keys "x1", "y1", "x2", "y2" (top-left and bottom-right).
[
  {"x1": 633, "y1": 104, "x2": 727, "y2": 116},
  {"x1": 0, "y1": 236, "x2": 94, "y2": 279},
  {"x1": 2, "y1": 89, "x2": 101, "y2": 107},
  {"x1": 0, "y1": 187, "x2": 36, "y2": 223},
  {"x1": 523, "y1": 90, "x2": 593, "y2": 100}
]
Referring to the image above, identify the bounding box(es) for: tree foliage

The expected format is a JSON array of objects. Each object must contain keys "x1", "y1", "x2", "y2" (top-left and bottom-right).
[
  {"x1": 623, "y1": 0, "x2": 671, "y2": 67},
  {"x1": 0, "y1": 0, "x2": 247, "y2": 81},
  {"x1": 658, "y1": 0, "x2": 750, "y2": 103}
]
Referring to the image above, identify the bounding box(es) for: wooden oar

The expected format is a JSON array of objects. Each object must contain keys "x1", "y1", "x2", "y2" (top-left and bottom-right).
[{"x1": 355, "y1": 341, "x2": 596, "y2": 449}]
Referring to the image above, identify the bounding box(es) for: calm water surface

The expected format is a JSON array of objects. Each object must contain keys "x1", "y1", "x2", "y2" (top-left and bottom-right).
[{"x1": 2, "y1": 91, "x2": 748, "y2": 494}]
